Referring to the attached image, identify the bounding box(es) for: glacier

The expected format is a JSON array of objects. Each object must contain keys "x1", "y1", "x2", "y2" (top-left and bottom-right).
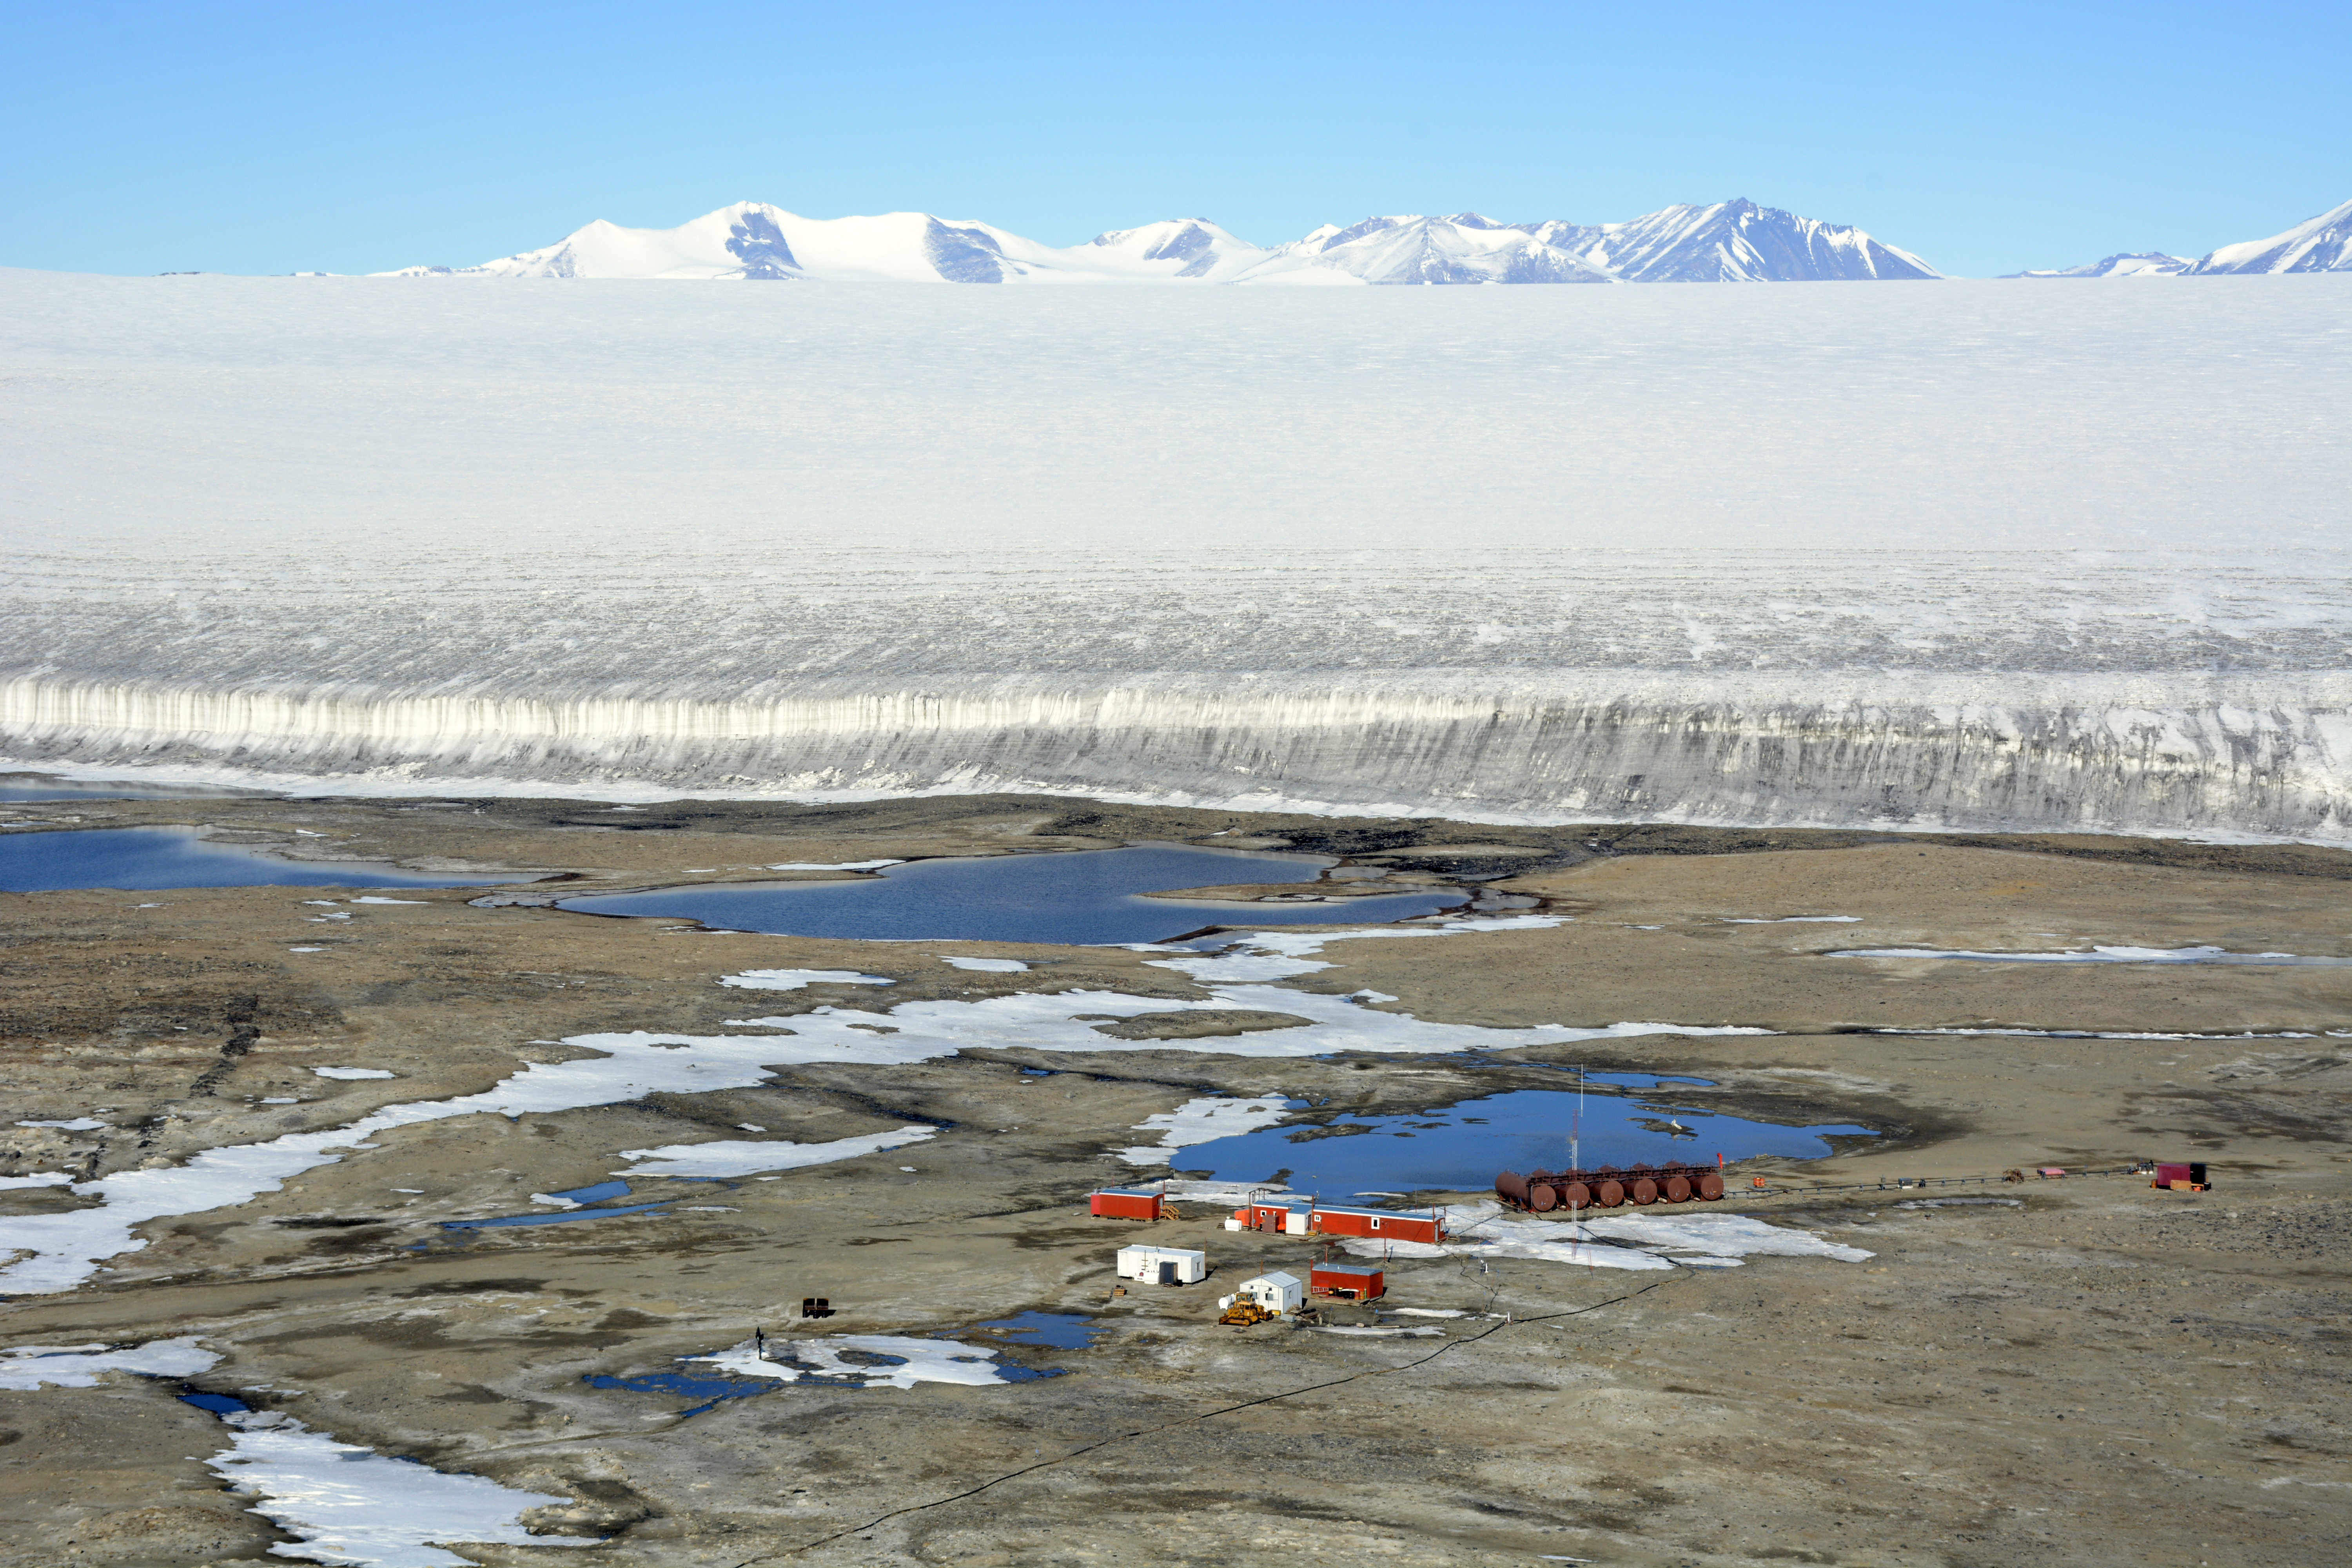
[{"x1": 2, "y1": 267, "x2": 2346, "y2": 838}]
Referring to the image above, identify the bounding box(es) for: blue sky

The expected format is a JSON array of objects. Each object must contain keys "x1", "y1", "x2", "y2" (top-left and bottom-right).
[{"x1": 2, "y1": 2, "x2": 2344, "y2": 277}]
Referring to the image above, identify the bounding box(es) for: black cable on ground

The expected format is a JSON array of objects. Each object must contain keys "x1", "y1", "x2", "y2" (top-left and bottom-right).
[{"x1": 732, "y1": 1270, "x2": 1690, "y2": 1564}]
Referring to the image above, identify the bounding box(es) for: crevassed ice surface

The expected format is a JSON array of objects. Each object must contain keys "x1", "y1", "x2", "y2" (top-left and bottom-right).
[{"x1": 3, "y1": 270, "x2": 2347, "y2": 837}]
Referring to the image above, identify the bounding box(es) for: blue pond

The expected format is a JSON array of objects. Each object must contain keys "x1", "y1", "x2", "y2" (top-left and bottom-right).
[
  {"x1": 177, "y1": 1390, "x2": 252, "y2": 1415},
  {"x1": 0, "y1": 826, "x2": 515, "y2": 893},
  {"x1": 583, "y1": 1371, "x2": 774, "y2": 1418},
  {"x1": 1177, "y1": 1088, "x2": 1875, "y2": 1194},
  {"x1": 973, "y1": 1312, "x2": 1108, "y2": 1349},
  {"x1": 560, "y1": 843, "x2": 1466, "y2": 945}
]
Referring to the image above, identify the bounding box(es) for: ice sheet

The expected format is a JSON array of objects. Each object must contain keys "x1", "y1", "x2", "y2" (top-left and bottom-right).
[
  {"x1": 312, "y1": 1067, "x2": 396, "y2": 1080},
  {"x1": 4, "y1": 272, "x2": 2345, "y2": 838},
  {"x1": 940, "y1": 956, "x2": 1030, "y2": 972}
]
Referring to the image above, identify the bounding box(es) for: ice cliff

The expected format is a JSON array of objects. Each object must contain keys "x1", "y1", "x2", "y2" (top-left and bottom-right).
[{"x1": 4, "y1": 270, "x2": 2344, "y2": 838}]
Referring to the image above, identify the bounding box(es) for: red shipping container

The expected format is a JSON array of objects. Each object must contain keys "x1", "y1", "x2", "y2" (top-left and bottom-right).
[
  {"x1": 2154, "y1": 1162, "x2": 2208, "y2": 1189},
  {"x1": 1307, "y1": 1205, "x2": 1445, "y2": 1245},
  {"x1": 1309, "y1": 1261, "x2": 1385, "y2": 1301},
  {"x1": 1090, "y1": 1188, "x2": 1163, "y2": 1221}
]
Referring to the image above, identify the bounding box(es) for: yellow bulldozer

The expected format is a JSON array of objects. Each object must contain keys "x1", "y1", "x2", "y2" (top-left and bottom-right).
[{"x1": 1218, "y1": 1299, "x2": 1279, "y2": 1328}]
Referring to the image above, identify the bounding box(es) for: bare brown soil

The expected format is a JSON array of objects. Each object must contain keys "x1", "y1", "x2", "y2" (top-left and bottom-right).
[{"x1": 1, "y1": 793, "x2": 2346, "y2": 1566}]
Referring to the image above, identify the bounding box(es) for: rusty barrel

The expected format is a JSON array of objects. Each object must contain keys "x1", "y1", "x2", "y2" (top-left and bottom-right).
[
  {"x1": 1662, "y1": 1174, "x2": 1692, "y2": 1203},
  {"x1": 1697, "y1": 1171, "x2": 1726, "y2": 1200},
  {"x1": 1561, "y1": 1181, "x2": 1592, "y2": 1210},
  {"x1": 1629, "y1": 1177, "x2": 1659, "y2": 1205},
  {"x1": 1495, "y1": 1171, "x2": 1531, "y2": 1207},
  {"x1": 1594, "y1": 1179, "x2": 1625, "y2": 1208},
  {"x1": 1528, "y1": 1182, "x2": 1557, "y2": 1212}
]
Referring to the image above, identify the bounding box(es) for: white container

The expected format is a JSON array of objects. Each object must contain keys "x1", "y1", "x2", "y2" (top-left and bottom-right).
[
  {"x1": 1116, "y1": 1245, "x2": 1207, "y2": 1286},
  {"x1": 1228, "y1": 1270, "x2": 1303, "y2": 1314}
]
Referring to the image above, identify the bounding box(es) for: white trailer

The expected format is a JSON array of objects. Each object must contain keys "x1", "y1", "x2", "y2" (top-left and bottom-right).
[
  {"x1": 1216, "y1": 1270, "x2": 1303, "y2": 1315},
  {"x1": 1116, "y1": 1244, "x2": 1207, "y2": 1286}
]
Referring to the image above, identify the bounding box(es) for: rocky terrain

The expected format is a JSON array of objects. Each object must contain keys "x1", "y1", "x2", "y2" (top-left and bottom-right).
[{"x1": 0, "y1": 792, "x2": 2345, "y2": 1565}]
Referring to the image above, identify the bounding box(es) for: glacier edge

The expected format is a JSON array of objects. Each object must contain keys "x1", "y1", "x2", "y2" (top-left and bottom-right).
[{"x1": 3, "y1": 672, "x2": 2342, "y2": 842}]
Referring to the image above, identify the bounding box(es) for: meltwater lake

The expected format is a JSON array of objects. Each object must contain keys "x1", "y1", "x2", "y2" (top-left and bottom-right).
[
  {"x1": 0, "y1": 826, "x2": 512, "y2": 892},
  {"x1": 1177, "y1": 1086, "x2": 1875, "y2": 1194},
  {"x1": 562, "y1": 844, "x2": 1468, "y2": 946}
]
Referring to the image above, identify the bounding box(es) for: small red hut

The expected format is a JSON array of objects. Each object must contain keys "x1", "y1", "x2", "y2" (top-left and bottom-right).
[
  {"x1": 1089, "y1": 1187, "x2": 1164, "y2": 1221},
  {"x1": 1309, "y1": 1261, "x2": 1386, "y2": 1301}
]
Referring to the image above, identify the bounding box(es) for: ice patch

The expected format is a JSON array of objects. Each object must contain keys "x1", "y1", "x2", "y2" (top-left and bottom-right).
[
  {"x1": 766, "y1": 859, "x2": 905, "y2": 871},
  {"x1": 941, "y1": 956, "x2": 1030, "y2": 972},
  {"x1": 718, "y1": 968, "x2": 897, "y2": 991},
  {"x1": 0, "y1": 1172, "x2": 72, "y2": 1189},
  {"x1": 15, "y1": 1118, "x2": 105, "y2": 1130},
  {"x1": 1831, "y1": 944, "x2": 2352, "y2": 966},
  {"x1": 613, "y1": 1126, "x2": 938, "y2": 1178},
  {"x1": 206, "y1": 1410, "x2": 596, "y2": 1567},
  {"x1": 0, "y1": 921, "x2": 1765, "y2": 1296},
  {"x1": 1371, "y1": 1202, "x2": 1873, "y2": 1271},
  {"x1": 1118, "y1": 1094, "x2": 1293, "y2": 1166},
  {"x1": 0, "y1": 1336, "x2": 218, "y2": 1388},
  {"x1": 349, "y1": 896, "x2": 427, "y2": 904},
  {"x1": 691, "y1": 1333, "x2": 1022, "y2": 1390},
  {"x1": 312, "y1": 1068, "x2": 395, "y2": 1081},
  {"x1": 1318, "y1": 1324, "x2": 1445, "y2": 1338},
  {"x1": 1725, "y1": 915, "x2": 1862, "y2": 923}
]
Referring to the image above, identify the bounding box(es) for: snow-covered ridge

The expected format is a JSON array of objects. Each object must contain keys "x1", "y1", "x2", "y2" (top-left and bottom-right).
[
  {"x1": 378, "y1": 197, "x2": 1936, "y2": 284},
  {"x1": 2004, "y1": 196, "x2": 2352, "y2": 278}
]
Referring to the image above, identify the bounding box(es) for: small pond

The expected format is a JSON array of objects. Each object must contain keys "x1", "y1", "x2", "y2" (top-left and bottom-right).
[
  {"x1": 561, "y1": 843, "x2": 1466, "y2": 945},
  {"x1": 1175, "y1": 1087, "x2": 1875, "y2": 1194},
  {"x1": 0, "y1": 826, "x2": 515, "y2": 893}
]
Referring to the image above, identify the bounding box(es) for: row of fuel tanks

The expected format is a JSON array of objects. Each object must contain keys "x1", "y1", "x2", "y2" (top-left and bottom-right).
[{"x1": 1497, "y1": 1162, "x2": 1728, "y2": 1210}]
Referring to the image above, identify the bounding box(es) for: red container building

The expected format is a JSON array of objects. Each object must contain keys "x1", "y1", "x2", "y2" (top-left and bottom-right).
[
  {"x1": 1309, "y1": 1261, "x2": 1386, "y2": 1301},
  {"x1": 1306, "y1": 1205, "x2": 1446, "y2": 1245},
  {"x1": 1090, "y1": 1187, "x2": 1164, "y2": 1221}
]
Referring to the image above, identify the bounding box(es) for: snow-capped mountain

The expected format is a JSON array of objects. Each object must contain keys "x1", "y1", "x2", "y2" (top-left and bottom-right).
[
  {"x1": 2003, "y1": 253, "x2": 2193, "y2": 279},
  {"x1": 380, "y1": 198, "x2": 1936, "y2": 284},
  {"x1": 1526, "y1": 199, "x2": 1940, "y2": 282},
  {"x1": 2184, "y1": 196, "x2": 2352, "y2": 274},
  {"x1": 1236, "y1": 214, "x2": 1615, "y2": 285}
]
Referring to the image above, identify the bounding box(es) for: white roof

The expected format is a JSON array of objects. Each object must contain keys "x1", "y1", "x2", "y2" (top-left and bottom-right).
[
  {"x1": 1116, "y1": 1245, "x2": 1204, "y2": 1261},
  {"x1": 1244, "y1": 1271, "x2": 1302, "y2": 1289}
]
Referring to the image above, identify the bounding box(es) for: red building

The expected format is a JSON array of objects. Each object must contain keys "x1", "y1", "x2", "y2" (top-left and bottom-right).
[
  {"x1": 1306, "y1": 1205, "x2": 1445, "y2": 1245},
  {"x1": 1309, "y1": 1261, "x2": 1386, "y2": 1301},
  {"x1": 1090, "y1": 1187, "x2": 1164, "y2": 1221}
]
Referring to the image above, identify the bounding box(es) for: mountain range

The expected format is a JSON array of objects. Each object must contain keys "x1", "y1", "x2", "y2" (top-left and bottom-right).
[
  {"x1": 379, "y1": 194, "x2": 2352, "y2": 285},
  {"x1": 381, "y1": 198, "x2": 1939, "y2": 285},
  {"x1": 2007, "y1": 196, "x2": 2352, "y2": 278}
]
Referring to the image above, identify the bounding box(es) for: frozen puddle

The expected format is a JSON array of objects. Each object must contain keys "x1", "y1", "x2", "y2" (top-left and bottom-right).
[
  {"x1": 0, "y1": 1336, "x2": 218, "y2": 1387},
  {"x1": 612, "y1": 1125, "x2": 937, "y2": 1178},
  {"x1": 0, "y1": 917, "x2": 1769, "y2": 1296},
  {"x1": 203, "y1": 1404, "x2": 598, "y2": 1567},
  {"x1": 1359, "y1": 1202, "x2": 1874, "y2": 1272},
  {"x1": 1117, "y1": 1095, "x2": 1294, "y2": 1165},
  {"x1": 1831, "y1": 944, "x2": 2352, "y2": 967},
  {"x1": 592, "y1": 1332, "x2": 1057, "y2": 1414},
  {"x1": 3, "y1": 1339, "x2": 591, "y2": 1568}
]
